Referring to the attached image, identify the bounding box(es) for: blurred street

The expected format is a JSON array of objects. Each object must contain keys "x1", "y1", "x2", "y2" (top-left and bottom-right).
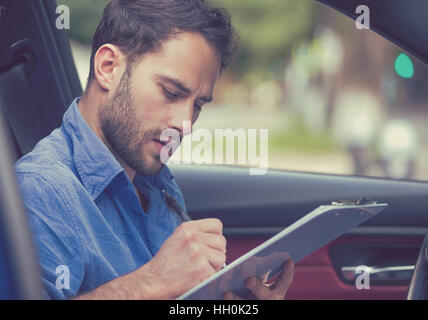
[{"x1": 66, "y1": 0, "x2": 428, "y2": 182}]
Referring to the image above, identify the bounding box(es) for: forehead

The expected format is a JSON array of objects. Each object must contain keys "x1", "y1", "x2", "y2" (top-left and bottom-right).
[{"x1": 132, "y1": 32, "x2": 222, "y2": 91}]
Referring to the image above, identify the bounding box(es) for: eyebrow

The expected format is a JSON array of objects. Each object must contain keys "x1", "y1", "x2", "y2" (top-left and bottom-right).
[{"x1": 155, "y1": 75, "x2": 213, "y2": 103}]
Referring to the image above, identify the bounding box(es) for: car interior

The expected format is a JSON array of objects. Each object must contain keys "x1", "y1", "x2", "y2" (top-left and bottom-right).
[{"x1": 0, "y1": 0, "x2": 428, "y2": 299}]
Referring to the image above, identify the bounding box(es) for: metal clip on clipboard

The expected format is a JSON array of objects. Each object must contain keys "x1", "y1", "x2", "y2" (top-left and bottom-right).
[{"x1": 331, "y1": 198, "x2": 378, "y2": 206}]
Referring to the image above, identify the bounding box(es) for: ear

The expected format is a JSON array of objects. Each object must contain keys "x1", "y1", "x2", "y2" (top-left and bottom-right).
[{"x1": 93, "y1": 44, "x2": 124, "y2": 92}]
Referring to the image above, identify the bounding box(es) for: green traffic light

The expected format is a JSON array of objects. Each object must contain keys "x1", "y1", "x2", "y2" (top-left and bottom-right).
[{"x1": 394, "y1": 53, "x2": 414, "y2": 79}]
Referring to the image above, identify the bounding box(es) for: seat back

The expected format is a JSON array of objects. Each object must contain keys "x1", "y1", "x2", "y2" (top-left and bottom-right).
[{"x1": 0, "y1": 0, "x2": 82, "y2": 299}]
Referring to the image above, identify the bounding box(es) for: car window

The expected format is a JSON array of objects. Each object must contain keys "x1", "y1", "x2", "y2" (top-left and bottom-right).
[{"x1": 60, "y1": 0, "x2": 428, "y2": 181}]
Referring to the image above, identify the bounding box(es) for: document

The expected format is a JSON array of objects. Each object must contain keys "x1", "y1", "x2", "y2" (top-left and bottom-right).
[{"x1": 178, "y1": 200, "x2": 387, "y2": 300}]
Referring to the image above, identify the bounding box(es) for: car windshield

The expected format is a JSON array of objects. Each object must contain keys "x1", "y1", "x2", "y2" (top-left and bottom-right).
[{"x1": 62, "y1": 0, "x2": 428, "y2": 181}]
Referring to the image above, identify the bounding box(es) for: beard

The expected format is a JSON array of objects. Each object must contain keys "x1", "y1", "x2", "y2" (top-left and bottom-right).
[{"x1": 99, "y1": 66, "x2": 164, "y2": 176}]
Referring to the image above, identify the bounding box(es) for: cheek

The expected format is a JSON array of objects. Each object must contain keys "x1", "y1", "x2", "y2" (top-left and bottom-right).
[{"x1": 133, "y1": 90, "x2": 166, "y2": 125}]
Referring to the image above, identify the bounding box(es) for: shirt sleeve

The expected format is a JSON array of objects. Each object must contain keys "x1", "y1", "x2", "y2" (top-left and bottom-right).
[{"x1": 15, "y1": 171, "x2": 86, "y2": 299}]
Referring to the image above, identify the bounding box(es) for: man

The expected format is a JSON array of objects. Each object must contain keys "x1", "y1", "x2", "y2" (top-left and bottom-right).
[{"x1": 15, "y1": 0, "x2": 294, "y2": 299}]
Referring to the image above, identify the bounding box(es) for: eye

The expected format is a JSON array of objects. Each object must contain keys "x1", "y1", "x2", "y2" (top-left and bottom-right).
[
  {"x1": 194, "y1": 103, "x2": 202, "y2": 112},
  {"x1": 162, "y1": 87, "x2": 179, "y2": 101}
]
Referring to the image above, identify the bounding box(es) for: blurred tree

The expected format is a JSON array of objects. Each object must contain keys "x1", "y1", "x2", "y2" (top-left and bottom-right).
[{"x1": 208, "y1": 0, "x2": 316, "y2": 83}]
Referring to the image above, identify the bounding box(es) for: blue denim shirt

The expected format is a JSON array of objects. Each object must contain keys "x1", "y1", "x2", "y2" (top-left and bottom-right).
[{"x1": 14, "y1": 98, "x2": 184, "y2": 299}]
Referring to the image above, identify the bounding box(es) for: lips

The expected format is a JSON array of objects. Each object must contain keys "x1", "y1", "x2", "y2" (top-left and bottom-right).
[{"x1": 154, "y1": 136, "x2": 182, "y2": 148}]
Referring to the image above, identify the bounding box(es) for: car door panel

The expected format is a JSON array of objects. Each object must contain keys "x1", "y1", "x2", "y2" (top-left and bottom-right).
[{"x1": 172, "y1": 164, "x2": 428, "y2": 299}]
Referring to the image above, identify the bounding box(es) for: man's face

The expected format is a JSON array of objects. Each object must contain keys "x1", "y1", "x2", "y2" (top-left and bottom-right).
[{"x1": 99, "y1": 32, "x2": 221, "y2": 176}]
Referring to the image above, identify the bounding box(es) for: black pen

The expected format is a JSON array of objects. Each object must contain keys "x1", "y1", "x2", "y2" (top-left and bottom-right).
[{"x1": 161, "y1": 189, "x2": 192, "y2": 223}]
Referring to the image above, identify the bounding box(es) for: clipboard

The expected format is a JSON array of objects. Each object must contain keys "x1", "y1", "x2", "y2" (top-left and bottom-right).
[{"x1": 178, "y1": 199, "x2": 388, "y2": 300}]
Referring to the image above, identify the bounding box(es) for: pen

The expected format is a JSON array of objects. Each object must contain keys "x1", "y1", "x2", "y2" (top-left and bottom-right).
[
  {"x1": 162, "y1": 189, "x2": 193, "y2": 223},
  {"x1": 162, "y1": 189, "x2": 227, "y2": 268}
]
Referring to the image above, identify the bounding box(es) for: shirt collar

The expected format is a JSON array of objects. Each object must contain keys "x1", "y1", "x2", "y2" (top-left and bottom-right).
[
  {"x1": 63, "y1": 97, "x2": 174, "y2": 199},
  {"x1": 63, "y1": 97, "x2": 124, "y2": 199}
]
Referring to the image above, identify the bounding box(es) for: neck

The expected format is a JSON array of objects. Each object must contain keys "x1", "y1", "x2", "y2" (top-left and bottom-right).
[{"x1": 78, "y1": 91, "x2": 136, "y2": 181}]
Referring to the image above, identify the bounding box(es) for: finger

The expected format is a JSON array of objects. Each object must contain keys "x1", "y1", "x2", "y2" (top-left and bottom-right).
[
  {"x1": 261, "y1": 270, "x2": 271, "y2": 284},
  {"x1": 190, "y1": 218, "x2": 223, "y2": 234},
  {"x1": 206, "y1": 247, "x2": 227, "y2": 271},
  {"x1": 272, "y1": 259, "x2": 294, "y2": 296},
  {"x1": 200, "y1": 233, "x2": 227, "y2": 253},
  {"x1": 223, "y1": 291, "x2": 243, "y2": 300},
  {"x1": 245, "y1": 276, "x2": 274, "y2": 300},
  {"x1": 195, "y1": 258, "x2": 218, "y2": 284}
]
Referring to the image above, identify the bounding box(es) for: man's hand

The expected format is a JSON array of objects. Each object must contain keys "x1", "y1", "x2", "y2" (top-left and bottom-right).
[
  {"x1": 137, "y1": 218, "x2": 227, "y2": 299},
  {"x1": 223, "y1": 259, "x2": 294, "y2": 300},
  {"x1": 74, "y1": 218, "x2": 226, "y2": 300}
]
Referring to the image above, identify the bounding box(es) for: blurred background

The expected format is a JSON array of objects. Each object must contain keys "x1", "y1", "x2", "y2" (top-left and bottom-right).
[{"x1": 58, "y1": 0, "x2": 428, "y2": 181}]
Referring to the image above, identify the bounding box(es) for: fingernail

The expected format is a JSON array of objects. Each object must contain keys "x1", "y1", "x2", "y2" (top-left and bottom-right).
[
  {"x1": 224, "y1": 291, "x2": 233, "y2": 300},
  {"x1": 246, "y1": 277, "x2": 256, "y2": 288}
]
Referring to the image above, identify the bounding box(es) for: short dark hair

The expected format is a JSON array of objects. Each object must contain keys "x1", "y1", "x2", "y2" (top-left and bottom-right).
[{"x1": 87, "y1": 0, "x2": 238, "y2": 88}]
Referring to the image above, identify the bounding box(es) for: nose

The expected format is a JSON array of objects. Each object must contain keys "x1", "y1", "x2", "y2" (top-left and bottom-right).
[{"x1": 166, "y1": 100, "x2": 195, "y2": 137}]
